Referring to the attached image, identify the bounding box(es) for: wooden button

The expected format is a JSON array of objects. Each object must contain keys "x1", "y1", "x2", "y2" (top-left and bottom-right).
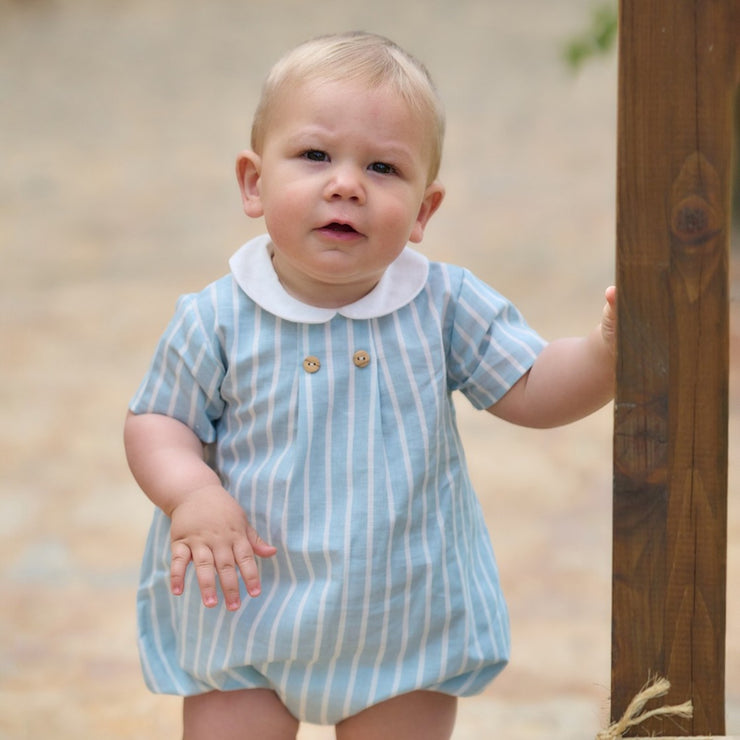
[
  {"x1": 303, "y1": 356, "x2": 321, "y2": 373},
  {"x1": 353, "y1": 350, "x2": 370, "y2": 368}
]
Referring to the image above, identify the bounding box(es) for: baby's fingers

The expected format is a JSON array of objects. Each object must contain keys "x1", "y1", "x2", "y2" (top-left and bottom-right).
[
  {"x1": 236, "y1": 526, "x2": 277, "y2": 599},
  {"x1": 233, "y1": 542, "x2": 262, "y2": 600},
  {"x1": 247, "y1": 522, "x2": 278, "y2": 559},
  {"x1": 170, "y1": 541, "x2": 193, "y2": 597},
  {"x1": 601, "y1": 285, "x2": 618, "y2": 353},
  {"x1": 172, "y1": 540, "x2": 244, "y2": 610},
  {"x1": 188, "y1": 544, "x2": 222, "y2": 608},
  {"x1": 212, "y1": 547, "x2": 243, "y2": 611}
]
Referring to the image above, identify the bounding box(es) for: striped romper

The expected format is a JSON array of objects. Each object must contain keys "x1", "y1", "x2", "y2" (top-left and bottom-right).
[{"x1": 130, "y1": 234, "x2": 546, "y2": 724}]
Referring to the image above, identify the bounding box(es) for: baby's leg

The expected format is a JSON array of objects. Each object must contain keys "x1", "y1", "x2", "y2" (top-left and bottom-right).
[
  {"x1": 183, "y1": 688, "x2": 299, "y2": 740},
  {"x1": 335, "y1": 690, "x2": 457, "y2": 740}
]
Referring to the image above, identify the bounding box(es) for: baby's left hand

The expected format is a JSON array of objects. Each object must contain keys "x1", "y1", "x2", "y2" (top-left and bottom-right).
[{"x1": 600, "y1": 285, "x2": 617, "y2": 355}]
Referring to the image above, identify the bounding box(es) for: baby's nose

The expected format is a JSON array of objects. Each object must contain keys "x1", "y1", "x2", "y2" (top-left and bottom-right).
[{"x1": 325, "y1": 165, "x2": 366, "y2": 202}]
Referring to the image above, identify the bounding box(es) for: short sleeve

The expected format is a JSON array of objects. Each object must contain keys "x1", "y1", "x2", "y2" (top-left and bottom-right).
[
  {"x1": 129, "y1": 288, "x2": 226, "y2": 443},
  {"x1": 446, "y1": 269, "x2": 547, "y2": 409}
]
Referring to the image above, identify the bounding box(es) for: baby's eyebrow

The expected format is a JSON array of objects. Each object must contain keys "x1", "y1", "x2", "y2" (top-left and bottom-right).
[
  {"x1": 288, "y1": 125, "x2": 330, "y2": 144},
  {"x1": 373, "y1": 143, "x2": 415, "y2": 162}
]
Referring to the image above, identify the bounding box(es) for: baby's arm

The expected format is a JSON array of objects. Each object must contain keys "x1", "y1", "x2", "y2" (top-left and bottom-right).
[
  {"x1": 489, "y1": 286, "x2": 617, "y2": 428},
  {"x1": 124, "y1": 411, "x2": 276, "y2": 611}
]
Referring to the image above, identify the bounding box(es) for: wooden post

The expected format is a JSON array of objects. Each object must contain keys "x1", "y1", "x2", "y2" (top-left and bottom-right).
[{"x1": 611, "y1": 0, "x2": 737, "y2": 736}]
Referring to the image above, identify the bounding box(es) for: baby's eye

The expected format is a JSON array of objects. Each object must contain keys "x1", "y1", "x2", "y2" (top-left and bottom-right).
[
  {"x1": 302, "y1": 149, "x2": 328, "y2": 162},
  {"x1": 368, "y1": 161, "x2": 396, "y2": 175}
]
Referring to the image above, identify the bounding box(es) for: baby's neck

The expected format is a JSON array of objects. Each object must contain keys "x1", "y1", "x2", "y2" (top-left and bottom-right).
[
  {"x1": 277, "y1": 277, "x2": 378, "y2": 309},
  {"x1": 269, "y1": 250, "x2": 382, "y2": 309}
]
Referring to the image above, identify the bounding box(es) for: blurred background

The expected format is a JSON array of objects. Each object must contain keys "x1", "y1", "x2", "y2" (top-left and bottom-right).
[{"x1": 1, "y1": 0, "x2": 737, "y2": 737}]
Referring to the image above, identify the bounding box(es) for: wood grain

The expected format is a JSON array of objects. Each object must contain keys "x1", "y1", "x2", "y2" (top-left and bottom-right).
[{"x1": 611, "y1": 0, "x2": 736, "y2": 735}]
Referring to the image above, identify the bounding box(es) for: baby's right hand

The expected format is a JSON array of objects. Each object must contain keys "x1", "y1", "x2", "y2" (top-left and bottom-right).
[{"x1": 169, "y1": 485, "x2": 277, "y2": 611}]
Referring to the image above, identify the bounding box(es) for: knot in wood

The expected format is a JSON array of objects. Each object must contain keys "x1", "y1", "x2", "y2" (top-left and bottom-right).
[
  {"x1": 613, "y1": 397, "x2": 669, "y2": 485},
  {"x1": 671, "y1": 194, "x2": 721, "y2": 245},
  {"x1": 670, "y1": 153, "x2": 723, "y2": 247}
]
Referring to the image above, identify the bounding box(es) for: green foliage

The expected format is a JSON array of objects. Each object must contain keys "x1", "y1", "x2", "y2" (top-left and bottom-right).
[{"x1": 564, "y1": 3, "x2": 618, "y2": 70}]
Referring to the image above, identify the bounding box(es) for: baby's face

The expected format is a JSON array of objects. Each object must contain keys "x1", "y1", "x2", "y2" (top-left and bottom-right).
[{"x1": 239, "y1": 77, "x2": 444, "y2": 307}]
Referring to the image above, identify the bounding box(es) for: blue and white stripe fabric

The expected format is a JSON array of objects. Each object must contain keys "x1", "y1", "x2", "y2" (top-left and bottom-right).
[{"x1": 130, "y1": 235, "x2": 546, "y2": 724}]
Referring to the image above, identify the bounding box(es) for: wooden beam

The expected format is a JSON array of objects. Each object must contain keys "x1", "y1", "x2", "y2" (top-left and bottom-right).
[{"x1": 611, "y1": 0, "x2": 736, "y2": 736}]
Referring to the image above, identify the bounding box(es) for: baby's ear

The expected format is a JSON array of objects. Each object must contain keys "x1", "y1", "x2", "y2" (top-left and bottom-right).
[
  {"x1": 236, "y1": 150, "x2": 264, "y2": 218},
  {"x1": 409, "y1": 181, "x2": 445, "y2": 244}
]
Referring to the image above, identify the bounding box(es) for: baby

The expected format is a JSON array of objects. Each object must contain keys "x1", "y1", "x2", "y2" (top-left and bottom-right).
[{"x1": 124, "y1": 31, "x2": 616, "y2": 740}]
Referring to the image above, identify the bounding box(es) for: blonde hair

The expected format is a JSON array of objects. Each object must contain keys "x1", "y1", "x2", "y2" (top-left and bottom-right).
[{"x1": 250, "y1": 32, "x2": 446, "y2": 183}]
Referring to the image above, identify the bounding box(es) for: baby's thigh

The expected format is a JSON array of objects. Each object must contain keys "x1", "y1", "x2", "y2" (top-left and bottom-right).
[
  {"x1": 183, "y1": 688, "x2": 299, "y2": 740},
  {"x1": 334, "y1": 690, "x2": 457, "y2": 740}
]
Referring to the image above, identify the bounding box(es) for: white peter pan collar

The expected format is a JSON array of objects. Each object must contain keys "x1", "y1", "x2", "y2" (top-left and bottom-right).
[{"x1": 228, "y1": 234, "x2": 430, "y2": 324}]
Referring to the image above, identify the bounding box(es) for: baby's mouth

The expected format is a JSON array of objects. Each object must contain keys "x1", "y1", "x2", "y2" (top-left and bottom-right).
[{"x1": 324, "y1": 222, "x2": 359, "y2": 234}]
